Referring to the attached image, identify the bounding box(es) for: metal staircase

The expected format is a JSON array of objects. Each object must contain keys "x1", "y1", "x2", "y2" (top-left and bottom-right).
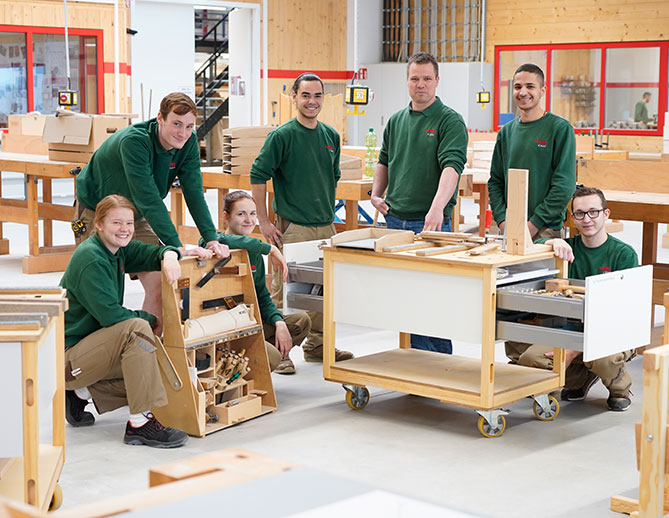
[{"x1": 194, "y1": 10, "x2": 229, "y2": 161}]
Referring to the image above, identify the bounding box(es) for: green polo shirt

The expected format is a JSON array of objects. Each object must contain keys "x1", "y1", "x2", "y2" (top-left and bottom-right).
[
  {"x1": 378, "y1": 97, "x2": 468, "y2": 220},
  {"x1": 537, "y1": 234, "x2": 638, "y2": 279},
  {"x1": 202, "y1": 233, "x2": 283, "y2": 325},
  {"x1": 634, "y1": 101, "x2": 650, "y2": 123},
  {"x1": 250, "y1": 118, "x2": 340, "y2": 227},
  {"x1": 488, "y1": 112, "x2": 576, "y2": 230},
  {"x1": 61, "y1": 234, "x2": 180, "y2": 348},
  {"x1": 76, "y1": 119, "x2": 218, "y2": 248}
]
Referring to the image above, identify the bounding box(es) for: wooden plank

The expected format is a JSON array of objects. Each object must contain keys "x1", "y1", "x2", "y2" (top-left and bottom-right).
[
  {"x1": 506, "y1": 168, "x2": 532, "y2": 255},
  {"x1": 21, "y1": 252, "x2": 73, "y2": 275},
  {"x1": 578, "y1": 159, "x2": 669, "y2": 194}
]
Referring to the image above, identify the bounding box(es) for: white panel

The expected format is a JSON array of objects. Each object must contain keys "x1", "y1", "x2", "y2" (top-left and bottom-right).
[
  {"x1": 229, "y1": 8, "x2": 254, "y2": 127},
  {"x1": 583, "y1": 265, "x2": 652, "y2": 362},
  {"x1": 38, "y1": 328, "x2": 56, "y2": 445},
  {"x1": 333, "y1": 262, "x2": 483, "y2": 342},
  {"x1": 0, "y1": 342, "x2": 24, "y2": 458}
]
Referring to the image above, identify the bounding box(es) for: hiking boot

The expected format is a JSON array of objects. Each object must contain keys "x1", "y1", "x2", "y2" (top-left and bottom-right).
[
  {"x1": 561, "y1": 371, "x2": 600, "y2": 402},
  {"x1": 123, "y1": 414, "x2": 188, "y2": 448},
  {"x1": 65, "y1": 390, "x2": 95, "y2": 427},
  {"x1": 275, "y1": 358, "x2": 296, "y2": 375},
  {"x1": 607, "y1": 393, "x2": 631, "y2": 412},
  {"x1": 304, "y1": 346, "x2": 354, "y2": 363}
]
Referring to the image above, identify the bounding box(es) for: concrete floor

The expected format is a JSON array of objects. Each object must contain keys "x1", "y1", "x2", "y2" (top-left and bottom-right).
[{"x1": 1, "y1": 175, "x2": 666, "y2": 517}]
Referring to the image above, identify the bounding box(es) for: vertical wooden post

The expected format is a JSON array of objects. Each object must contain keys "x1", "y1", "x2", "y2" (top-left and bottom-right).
[
  {"x1": 26, "y1": 175, "x2": 39, "y2": 257},
  {"x1": 480, "y1": 267, "x2": 496, "y2": 408},
  {"x1": 22, "y1": 340, "x2": 38, "y2": 506},
  {"x1": 322, "y1": 250, "x2": 335, "y2": 379},
  {"x1": 42, "y1": 178, "x2": 53, "y2": 248},
  {"x1": 663, "y1": 293, "x2": 669, "y2": 345},
  {"x1": 506, "y1": 168, "x2": 532, "y2": 255},
  {"x1": 639, "y1": 347, "x2": 669, "y2": 517}
]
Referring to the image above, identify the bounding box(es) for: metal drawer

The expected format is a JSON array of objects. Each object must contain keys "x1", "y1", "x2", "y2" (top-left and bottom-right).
[
  {"x1": 496, "y1": 321, "x2": 583, "y2": 351},
  {"x1": 497, "y1": 279, "x2": 585, "y2": 320},
  {"x1": 287, "y1": 260, "x2": 324, "y2": 284},
  {"x1": 286, "y1": 292, "x2": 323, "y2": 313}
]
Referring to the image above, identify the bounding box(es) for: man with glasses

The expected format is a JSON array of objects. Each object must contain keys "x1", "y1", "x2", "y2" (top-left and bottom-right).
[
  {"x1": 489, "y1": 63, "x2": 576, "y2": 364},
  {"x1": 513, "y1": 185, "x2": 638, "y2": 411}
]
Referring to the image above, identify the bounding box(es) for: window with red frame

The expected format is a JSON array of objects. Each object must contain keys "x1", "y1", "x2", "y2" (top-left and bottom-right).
[
  {"x1": 495, "y1": 41, "x2": 668, "y2": 136},
  {"x1": 0, "y1": 26, "x2": 102, "y2": 129}
]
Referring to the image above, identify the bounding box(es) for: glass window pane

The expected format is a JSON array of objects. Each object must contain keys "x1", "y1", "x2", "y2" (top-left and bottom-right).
[
  {"x1": 551, "y1": 48, "x2": 601, "y2": 130},
  {"x1": 33, "y1": 34, "x2": 97, "y2": 114},
  {"x1": 605, "y1": 47, "x2": 660, "y2": 130},
  {"x1": 498, "y1": 49, "x2": 547, "y2": 126},
  {"x1": 0, "y1": 32, "x2": 28, "y2": 129}
]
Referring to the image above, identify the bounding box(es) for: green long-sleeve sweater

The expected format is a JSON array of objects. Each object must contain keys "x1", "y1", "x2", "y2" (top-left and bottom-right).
[
  {"x1": 250, "y1": 118, "x2": 340, "y2": 226},
  {"x1": 204, "y1": 233, "x2": 283, "y2": 325},
  {"x1": 488, "y1": 113, "x2": 576, "y2": 230},
  {"x1": 61, "y1": 234, "x2": 179, "y2": 348},
  {"x1": 76, "y1": 119, "x2": 218, "y2": 247},
  {"x1": 378, "y1": 97, "x2": 468, "y2": 219}
]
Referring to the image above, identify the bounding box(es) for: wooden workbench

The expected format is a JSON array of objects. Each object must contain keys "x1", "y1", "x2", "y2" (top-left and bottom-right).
[
  {"x1": 170, "y1": 169, "x2": 374, "y2": 244},
  {"x1": 0, "y1": 152, "x2": 81, "y2": 274}
]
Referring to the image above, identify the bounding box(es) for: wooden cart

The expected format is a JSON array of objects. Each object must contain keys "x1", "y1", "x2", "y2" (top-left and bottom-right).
[
  {"x1": 152, "y1": 251, "x2": 276, "y2": 437},
  {"x1": 0, "y1": 289, "x2": 67, "y2": 511}
]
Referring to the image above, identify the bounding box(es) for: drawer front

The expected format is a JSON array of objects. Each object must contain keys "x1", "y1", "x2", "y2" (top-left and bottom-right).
[
  {"x1": 286, "y1": 292, "x2": 323, "y2": 312},
  {"x1": 287, "y1": 264, "x2": 324, "y2": 284},
  {"x1": 496, "y1": 321, "x2": 584, "y2": 350}
]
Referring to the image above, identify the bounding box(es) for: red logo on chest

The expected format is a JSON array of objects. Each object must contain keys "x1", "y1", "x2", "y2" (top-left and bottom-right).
[
  {"x1": 251, "y1": 265, "x2": 257, "y2": 272},
  {"x1": 170, "y1": 162, "x2": 176, "y2": 168},
  {"x1": 425, "y1": 129, "x2": 435, "y2": 136},
  {"x1": 324, "y1": 145, "x2": 333, "y2": 151},
  {"x1": 534, "y1": 140, "x2": 547, "y2": 148},
  {"x1": 599, "y1": 266, "x2": 611, "y2": 272}
]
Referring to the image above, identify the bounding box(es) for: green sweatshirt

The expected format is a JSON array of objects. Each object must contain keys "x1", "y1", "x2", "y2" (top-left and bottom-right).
[
  {"x1": 249, "y1": 118, "x2": 341, "y2": 226},
  {"x1": 204, "y1": 233, "x2": 283, "y2": 325},
  {"x1": 61, "y1": 234, "x2": 179, "y2": 348},
  {"x1": 488, "y1": 113, "x2": 576, "y2": 230},
  {"x1": 634, "y1": 101, "x2": 650, "y2": 123},
  {"x1": 76, "y1": 119, "x2": 218, "y2": 248},
  {"x1": 537, "y1": 234, "x2": 638, "y2": 279},
  {"x1": 378, "y1": 97, "x2": 468, "y2": 220}
]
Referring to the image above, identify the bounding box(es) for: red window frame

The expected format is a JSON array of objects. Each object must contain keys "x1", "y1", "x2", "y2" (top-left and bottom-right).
[
  {"x1": 0, "y1": 25, "x2": 104, "y2": 115},
  {"x1": 494, "y1": 41, "x2": 669, "y2": 136}
]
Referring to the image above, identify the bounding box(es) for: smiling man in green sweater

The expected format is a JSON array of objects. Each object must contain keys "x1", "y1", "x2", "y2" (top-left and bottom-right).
[
  {"x1": 488, "y1": 63, "x2": 576, "y2": 365},
  {"x1": 74, "y1": 93, "x2": 229, "y2": 334}
]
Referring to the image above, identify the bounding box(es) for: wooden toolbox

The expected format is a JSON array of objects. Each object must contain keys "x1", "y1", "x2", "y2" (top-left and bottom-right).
[{"x1": 152, "y1": 251, "x2": 276, "y2": 437}]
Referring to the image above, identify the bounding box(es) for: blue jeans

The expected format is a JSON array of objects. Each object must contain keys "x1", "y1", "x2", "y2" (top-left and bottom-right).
[{"x1": 384, "y1": 213, "x2": 453, "y2": 354}]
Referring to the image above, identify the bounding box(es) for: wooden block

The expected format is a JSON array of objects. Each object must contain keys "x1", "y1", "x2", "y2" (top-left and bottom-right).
[
  {"x1": 22, "y1": 251, "x2": 73, "y2": 274},
  {"x1": 340, "y1": 154, "x2": 362, "y2": 169},
  {"x1": 578, "y1": 159, "x2": 669, "y2": 194},
  {"x1": 223, "y1": 126, "x2": 273, "y2": 139},
  {"x1": 339, "y1": 168, "x2": 362, "y2": 181},
  {"x1": 545, "y1": 278, "x2": 569, "y2": 292},
  {"x1": 467, "y1": 242, "x2": 502, "y2": 256},
  {"x1": 610, "y1": 495, "x2": 639, "y2": 514},
  {"x1": 606, "y1": 220, "x2": 624, "y2": 234}
]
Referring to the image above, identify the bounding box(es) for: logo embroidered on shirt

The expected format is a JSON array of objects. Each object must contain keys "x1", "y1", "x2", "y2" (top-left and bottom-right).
[
  {"x1": 599, "y1": 266, "x2": 611, "y2": 272},
  {"x1": 534, "y1": 139, "x2": 547, "y2": 148},
  {"x1": 170, "y1": 162, "x2": 176, "y2": 169},
  {"x1": 325, "y1": 145, "x2": 333, "y2": 152},
  {"x1": 425, "y1": 129, "x2": 435, "y2": 137},
  {"x1": 251, "y1": 265, "x2": 257, "y2": 272}
]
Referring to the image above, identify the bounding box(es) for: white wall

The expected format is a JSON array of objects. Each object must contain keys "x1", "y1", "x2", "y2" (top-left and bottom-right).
[
  {"x1": 228, "y1": 8, "x2": 253, "y2": 126},
  {"x1": 131, "y1": 0, "x2": 196, "y2": 120}
]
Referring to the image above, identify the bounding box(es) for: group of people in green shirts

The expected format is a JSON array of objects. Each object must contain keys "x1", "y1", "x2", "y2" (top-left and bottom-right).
[{"x1": 60, "y1": 55, "x2": 638, "y2": 449}]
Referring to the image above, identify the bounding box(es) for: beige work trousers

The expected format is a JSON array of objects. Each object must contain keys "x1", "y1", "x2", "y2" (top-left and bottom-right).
[
  {"x1": 65, "y1": 318, "x2": 168, "y2": 414},
  {"x1": 516, "y1": 344, "x2": 633, "y2": 397},
  {"x1": 262, "y1": 311, "x2": 311, "y2": 371},
  {"x1": 270, "y1": 215, "x2": 335, "y2": 353}
]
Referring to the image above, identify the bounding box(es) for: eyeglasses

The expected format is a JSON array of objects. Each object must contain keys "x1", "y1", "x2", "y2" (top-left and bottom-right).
[{"x1": 572, "y1": 209, "x2": 605, "y2": 220}]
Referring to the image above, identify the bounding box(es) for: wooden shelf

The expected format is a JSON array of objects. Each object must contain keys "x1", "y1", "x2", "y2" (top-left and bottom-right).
[
  {"x1": 0, "y1": 445, "x2": 64, "y2": 511},
  {"x1": 329, "y1": 349, "x2": 559, "y2": 410}
]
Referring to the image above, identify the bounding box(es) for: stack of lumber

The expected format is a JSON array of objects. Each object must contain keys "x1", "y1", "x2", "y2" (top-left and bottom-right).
[
  {"x1": 339, "y1": 154, "x2": 362, "y2": 180},
  {"x1": 470, "y1": 140, "x2": 495, "y2": 170},
  {"x1": 222, "y1": 126, "x2": 273, "y2": 175}
]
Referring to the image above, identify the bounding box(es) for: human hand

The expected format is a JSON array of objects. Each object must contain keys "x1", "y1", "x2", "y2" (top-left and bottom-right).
[
  {"x1": 527, "y1": 221, "x2": 539, "y2": 237},
  {"x1": 370, "y1": 195, "x2": 389, "y2": 215},
  {"x1": 178, "y1": 246, "x2": 213, "y2": 260},
  {"x1": 274, "y1": 320, "x2": 293, "y2": 358},
  {"x1": 544, "y1": 349, "x2": 580, "y2": 368},
  {"x1": 269, "y1": 245, "x2": 287, "y2": 282},
  {"x1": 422, "y1": 207, "x2": 445, "y2": 232},
  {"x1": 259, "y1": 220, "x2": 283, "y2": 248},
  {"x1": 549, "y1": 239, "x2": 574, "y2": 262},
  {"x1": 205, "y1": 240, "x2": 230, "y2": 258},
  {"x1": 162, "y1": 250, "x2": 181, "y2": 285}
]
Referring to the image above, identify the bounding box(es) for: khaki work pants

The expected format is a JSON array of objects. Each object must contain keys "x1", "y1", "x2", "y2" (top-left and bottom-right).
[
  {"x1": 516, "y1": 344, "x2": 633, "y2": 397},
  {"x1": 262, "y1": 311, "x2": 311, "y2": 371},
  {"x1": 270, "y1": 215, "x2": 335, "y2": 353},
  {"x1": 65, "y1": 318, "x2": 168, "y2": 414}
]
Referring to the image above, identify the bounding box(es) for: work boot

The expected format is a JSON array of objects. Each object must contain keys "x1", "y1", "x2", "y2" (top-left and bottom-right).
[
  {"x1": 304, "y1": 345, "x2": 354, "y2": 363},
  {"x1": 561, "y1": 371, "x2": 600, "y2": 402},
  {"x1": 65, "y1": 390, "x2": 95, "y2": 427},
  {"x1": 123, "y1": 414, "x2": 188, "y2": 448},
  {"x1": 607, "y1": 392, "x2": 632, "y2": 412},
  {"x1": 275, "y1": 358, "x2": 296, "y2": 375}
]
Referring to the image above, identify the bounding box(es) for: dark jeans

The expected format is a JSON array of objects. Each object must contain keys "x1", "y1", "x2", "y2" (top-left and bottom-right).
[{"x1": 384, "y1": 213, "x2": 453, "y2": 354}]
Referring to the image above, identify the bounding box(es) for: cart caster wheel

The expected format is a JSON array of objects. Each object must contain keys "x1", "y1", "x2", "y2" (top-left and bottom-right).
[
  {"x1": 533, "y1": 395, "x2": 560, "y2": 421},
  {"x1": 345, "y1": 386, "x2": 370, "y2": 410},
  {"x1": 49, "y1": 483, "x2": 63, "y2": 511},
  {"x1": 477, "y1": 415, "x2": 506, "y2": 438}
]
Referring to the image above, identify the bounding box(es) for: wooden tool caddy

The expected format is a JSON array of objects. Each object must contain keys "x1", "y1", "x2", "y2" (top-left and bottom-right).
[{"x1": 152, "y1": 251, "x2": 276, "y2": 437}]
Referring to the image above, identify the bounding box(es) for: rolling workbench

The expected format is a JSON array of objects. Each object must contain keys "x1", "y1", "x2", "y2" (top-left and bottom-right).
[
  {"x1": 0, "y1": 152, "x2": 81, "y2": 274},
  {"x1": 318, "y1": 228, "x2": 652, "y2": 437}
]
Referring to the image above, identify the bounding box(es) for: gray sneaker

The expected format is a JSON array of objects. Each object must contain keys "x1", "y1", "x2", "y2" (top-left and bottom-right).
[
  {"x1": 607, "y1": 394, "x2": 631, "y2": 412},
  {"x1": 561, "y1": 371, "x2": 600, "y2": 402},
  {"x1": 304, "y1": 347, "x2": 354, "y2": 363},
  {"x1": 123, "y1": 414, "x2": 188, "y2": 448},
  {"x1": 275, "y1": 358, "x2": 296, "y2": 375}
]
